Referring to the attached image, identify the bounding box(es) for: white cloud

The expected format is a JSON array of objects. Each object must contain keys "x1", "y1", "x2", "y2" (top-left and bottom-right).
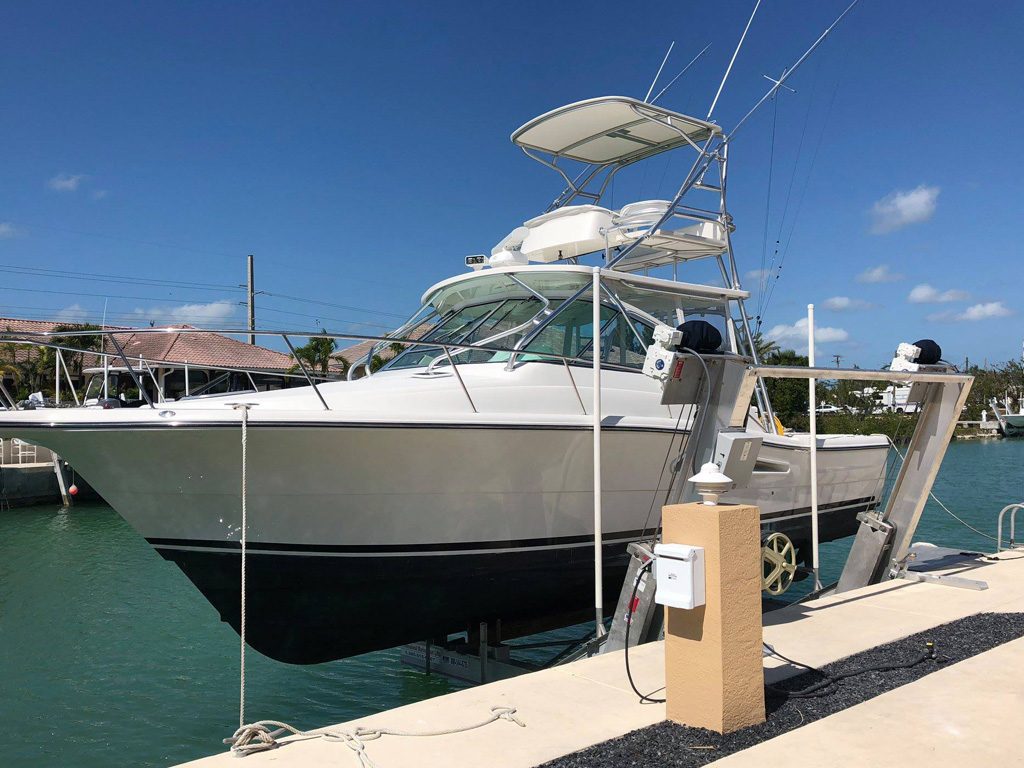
[
  {"x1": 907, "y1": 283, "x2": 970, "y2": 304},
  {"x1": 822, "y1": 296, "x2": 872, "y2": 311},
  {"x1": 927, "y1": 301, "x2": 1013, "y2": 322},
  {"x1": 91, "y1": 189, "x2": 108, "y2": 200},
  {"x1": 48, "y1": 173, "x2": 86, "y2": 192},
  {"x1": 745, "y1": 269, "x2": 771, "y2": 283},
  {"x1": 856, "y1": 264, "x2": 903, "y2": 284},
  {"x1": 130, "y1": 300, "x2": 237, "y2": 327},
  {"x1": 869, "y1": 184, "x2": 940, "y2": 234},
  {"x1": 54, "y1": 304, "x2": 92, "y2": 323},
  {"x1": 766, "y1": 316, "x2": 849, "y2": 353},
  {"x1": 0, "y1": 221, "x2": 21, "y2": 239},
  {"x1": 958, "y1": 302, "x2": 1012, "y2": 321}
]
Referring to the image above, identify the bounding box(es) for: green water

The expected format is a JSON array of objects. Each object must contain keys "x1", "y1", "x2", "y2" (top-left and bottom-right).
[{"x1": 1, "y1": 439, "x2": 1021, "y2": 767}]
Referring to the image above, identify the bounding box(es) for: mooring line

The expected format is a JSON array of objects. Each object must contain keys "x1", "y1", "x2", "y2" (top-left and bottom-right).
[
  {"x1": 225, "y1": 706, "x2": 525, "y2": 766},
  {"x1": 232, "y1": 403, "x2": 252, "y2": 729}
]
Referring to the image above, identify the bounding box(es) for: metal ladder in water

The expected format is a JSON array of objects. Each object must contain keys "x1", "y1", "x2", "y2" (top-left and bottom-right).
[{"x1": 997, "y1": 503, "x2": 1024, "y2": 552}]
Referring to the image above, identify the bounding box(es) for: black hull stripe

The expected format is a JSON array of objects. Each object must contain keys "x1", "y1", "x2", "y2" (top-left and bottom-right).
[
  {"x1": 0, "y1": 419, "x2": 891, "y2": 450},
  {"x1": 147, "y1": 498, "x2": 876, "y2": 555}
]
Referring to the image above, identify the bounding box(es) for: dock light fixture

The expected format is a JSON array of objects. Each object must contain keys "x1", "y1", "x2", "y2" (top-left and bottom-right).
[{"x1": 688, "y1": 461, "x2": 732, "y2": 505}]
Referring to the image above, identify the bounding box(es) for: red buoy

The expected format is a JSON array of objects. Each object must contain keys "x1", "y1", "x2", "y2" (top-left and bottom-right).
[{"x1": 69, "y1": 484, "x2": 79, "y2": 496}]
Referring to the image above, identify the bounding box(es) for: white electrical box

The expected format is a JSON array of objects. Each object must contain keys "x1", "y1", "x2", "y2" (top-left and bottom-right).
[
  {"x1": 653, "y1": 543, "x2": 706, "y2": 610},
  {"x1": 713, "y1": 432, "x2": 763, "y2": 491}
]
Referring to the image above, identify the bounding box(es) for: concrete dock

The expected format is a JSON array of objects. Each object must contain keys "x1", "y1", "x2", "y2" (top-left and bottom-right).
[{"x1": 180, "y1": 550, "x2": 1024, "y2": 768}]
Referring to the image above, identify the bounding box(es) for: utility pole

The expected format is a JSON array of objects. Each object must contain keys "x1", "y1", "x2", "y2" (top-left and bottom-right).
[
  {"x1": 247, "y1": 254, "x2": 255, "y2": 345},
  {"x1": 831, "y1": 353, "x2": 842, "y2": 367}
]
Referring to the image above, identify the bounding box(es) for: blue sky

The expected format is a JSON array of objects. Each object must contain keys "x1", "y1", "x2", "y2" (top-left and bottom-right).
[{"x1": 1, "y1": 0, "x2": 1022, "y2": 368}]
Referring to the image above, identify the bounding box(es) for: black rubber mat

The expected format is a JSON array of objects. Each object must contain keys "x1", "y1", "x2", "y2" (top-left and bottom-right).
[{"x1": 538, "y1": 612, "x2": 1024, "y2": 768}]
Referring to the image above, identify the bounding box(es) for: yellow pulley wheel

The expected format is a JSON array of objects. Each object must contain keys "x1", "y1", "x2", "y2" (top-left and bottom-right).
[{"x1": 762, "y1": 532, "x2": 797, "y2": 595}]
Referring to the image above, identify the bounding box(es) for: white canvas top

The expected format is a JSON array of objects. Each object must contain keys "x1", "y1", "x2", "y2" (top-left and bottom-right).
[{"x1": 512, "y1": 96, "x2": 721, "y2": 165}]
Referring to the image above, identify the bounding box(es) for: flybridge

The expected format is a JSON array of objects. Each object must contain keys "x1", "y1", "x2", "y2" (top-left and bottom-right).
[
  {"x1": 456, "y1": 88, "x2": 771, "y2": 418},
  {"x1": 511, "y1": 96, "x2": 720, "y2": 173},
  {"x1": 474, "y1": 96, "x2": 734, "y2": 276}
]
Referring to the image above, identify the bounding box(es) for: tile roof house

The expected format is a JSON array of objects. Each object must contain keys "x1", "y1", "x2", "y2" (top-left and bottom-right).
[
  {"x1": 0, "y1": 318, "x2": 294, "y2": 371},
  {"x1": 110, "y1": 326, "x2": 294, "y2": 371},
  {"x1": 1, "y1": 317, "x2": 297, "y2": 403}
]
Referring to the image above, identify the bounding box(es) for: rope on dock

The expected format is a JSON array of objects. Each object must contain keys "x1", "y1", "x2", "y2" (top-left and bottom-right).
[{"x1": 223, "y1": 705, "x2": 526, "y2": 765}]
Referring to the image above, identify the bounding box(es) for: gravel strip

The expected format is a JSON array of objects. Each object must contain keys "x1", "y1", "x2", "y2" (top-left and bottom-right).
[{"x1": 539, "y1": 612, "x2": 1024, "y2": 768}]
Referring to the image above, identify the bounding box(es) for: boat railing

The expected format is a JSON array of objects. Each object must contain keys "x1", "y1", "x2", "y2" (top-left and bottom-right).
[
  {"x1": 0, "y1": 326, "x2": 626, "y2": 416},
  {"x1": 0, "y1": 437, "x2": 45, "y2": 465}
]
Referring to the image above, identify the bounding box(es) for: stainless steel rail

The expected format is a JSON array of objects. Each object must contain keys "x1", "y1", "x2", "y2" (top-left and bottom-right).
[
  {"x1": 0, "y1": 327, "x2": 625, "y2": 415},
  {"x1": 997, "y1": 503, "x2": 1024, "y2": 552}
]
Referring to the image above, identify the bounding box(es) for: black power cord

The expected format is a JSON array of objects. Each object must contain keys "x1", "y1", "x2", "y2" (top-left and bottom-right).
[
  {"x1": 624, "y1": 560, "x2": 665, "y2": 704},
  {"x1": 680, "y1": 346, "x2": 712, "y2": 477},
  {"x1": 765, "y1": 640, "x2": 938, "y2": 700}
]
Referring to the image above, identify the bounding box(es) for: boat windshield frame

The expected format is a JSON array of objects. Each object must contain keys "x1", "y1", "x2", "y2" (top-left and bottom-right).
[{"x1": 377, "y1": 266, "x2": 744, "y2": 374}]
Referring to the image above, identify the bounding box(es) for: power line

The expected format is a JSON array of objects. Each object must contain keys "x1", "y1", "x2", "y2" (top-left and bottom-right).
[
  {"x1": 254, "y1": 305, "x2": 394, "y2": 330},
  {"x1": 0, "y1": 263, "x2": 408, "y2": 320},
  {"x1": 0, "y1": 284, "x2": 241, "y2": 305},
  {"x1": 0, "y1": 264, "x2": 245, "y2": 293},
  {"x1": 0, "y1": 299, "x2": 394, "y2": 331},
  {"x1": 261, "y1": 291, "x2": 409, "y2": 319}
]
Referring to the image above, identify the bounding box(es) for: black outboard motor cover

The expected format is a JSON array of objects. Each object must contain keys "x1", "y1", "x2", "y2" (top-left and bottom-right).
[
  {"x1": 675, "y1": 320, "x2": 722, "y2": 354},
  {"x1": 913, "y1": 339, "x2": 942, "y2": 365}
]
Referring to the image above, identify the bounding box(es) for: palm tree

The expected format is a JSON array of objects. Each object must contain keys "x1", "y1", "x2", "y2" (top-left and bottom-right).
[
  {"x1": 50, "y1": 324, "x2": 104, "y2": 377},
  {"x1": 289, "y1": 331, "x2": 339, "y2": 377},
  {"x1": 751, "y1": 332, "x2": 780, "y2": 362}
]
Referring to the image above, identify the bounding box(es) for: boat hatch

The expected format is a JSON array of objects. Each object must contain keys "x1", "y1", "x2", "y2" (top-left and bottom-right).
[{"x1": 512, "y1": 96, "x2": 721, "y2": 166}]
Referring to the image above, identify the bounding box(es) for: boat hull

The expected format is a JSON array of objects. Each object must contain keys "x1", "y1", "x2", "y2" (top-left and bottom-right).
[
  {"x1": 0, "y1": 417, "x2": 885, "y2": 663},
  {"x1": 998, "y1": 415, "x2": 1024, "y2": 437}
]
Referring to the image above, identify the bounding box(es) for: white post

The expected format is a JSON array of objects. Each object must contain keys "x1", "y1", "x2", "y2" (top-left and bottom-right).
[
  {"x1": 61, "y1": 353, "x2": 79, "y2": 406},
  {"x1": 592, "y1": 267, "x2": 604, "y2": 636},
  {"x1": 103, "y1": 354, "x2": 109, "y2": 399},
  {"x1": 807, "y1": 304, "x2": 821, "y2": 590},
  {"x1": 55, "y1": 352, "x2": 61, "y2": 405},
  {"x1": 185, "y1": 362, "x2": 190, "y2": 397}
]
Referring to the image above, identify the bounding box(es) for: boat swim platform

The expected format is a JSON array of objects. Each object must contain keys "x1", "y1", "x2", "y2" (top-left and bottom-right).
[{"x1": 180, "y1": 551, "x2": 1024, "y2": 768}]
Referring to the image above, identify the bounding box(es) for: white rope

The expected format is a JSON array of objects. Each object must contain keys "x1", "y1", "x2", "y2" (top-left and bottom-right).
[
  {"x1": 224, "y1": 705, "x2": 526, "y2": 766},
  {"x1": 233, "y1": 404, "x2": 251, "y2": 729}
]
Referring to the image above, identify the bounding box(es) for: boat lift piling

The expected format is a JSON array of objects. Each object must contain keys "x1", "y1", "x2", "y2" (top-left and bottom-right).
[
  {"x1": 591, "y1": 267, "x2": 605, "y2": 637},
  {"x1": 807, "y1": 304, "x2": 821, "y2": 590}
]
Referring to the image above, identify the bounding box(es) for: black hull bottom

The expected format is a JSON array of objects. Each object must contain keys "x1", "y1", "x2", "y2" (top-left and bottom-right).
[{"x1": 154, "y1": 506, "x2": 865, "y2": 664}]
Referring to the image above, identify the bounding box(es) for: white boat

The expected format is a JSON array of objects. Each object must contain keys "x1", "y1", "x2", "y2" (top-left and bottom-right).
[
  {"x1": 0, "y1": 96, "x2": 889, "y2": 663},
  {"x1": 990, "y1": 396, "x2": 1024, "y2": 436}
]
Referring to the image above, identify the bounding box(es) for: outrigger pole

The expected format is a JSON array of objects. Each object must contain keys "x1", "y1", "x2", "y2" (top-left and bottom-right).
[
  {"x1": 644, "y1": 41, "x2": 675, "y2": 103},
  {"x1": 650, "y1": 43, "x2": 712, "y2": 105},
  {"x1": 707, "y1": 0, "x2": 762, "y2": 120},
  {"x1": 726, "y1": 0, "x2": 860, "y2": 142}
]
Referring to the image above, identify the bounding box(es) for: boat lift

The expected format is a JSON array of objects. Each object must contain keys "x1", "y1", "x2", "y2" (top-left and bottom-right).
[
  {"x1": 401, "y1": 347, "x2": 974, "y2": 676},
  {"x1": 601, "y1": 349, "x2": 975, "y2": 657}
]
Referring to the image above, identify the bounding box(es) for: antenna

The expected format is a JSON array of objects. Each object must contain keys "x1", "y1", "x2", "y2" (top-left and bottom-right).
[
  {"x1": 650, "y1": 42, "x2": 713, "y2": 105},
  {"x1": 726, "y1": 0, "x2": 861, "y2": 143},
  {"x1": 644, "y1": 41, "x2": 675, "y2": 102},
  {"x1": 707, "y1": 0, "x2": 762, "y2": 119}
]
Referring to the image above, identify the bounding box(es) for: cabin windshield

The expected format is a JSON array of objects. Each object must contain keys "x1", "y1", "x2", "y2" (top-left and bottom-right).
[{"x1": 381, "y1": 270, "x2": 734, "y2": 372}]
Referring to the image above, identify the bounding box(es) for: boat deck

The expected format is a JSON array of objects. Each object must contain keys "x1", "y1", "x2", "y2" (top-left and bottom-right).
[{"x1": 180, "y1": 551, "x2": 1024, "y2": 768}]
